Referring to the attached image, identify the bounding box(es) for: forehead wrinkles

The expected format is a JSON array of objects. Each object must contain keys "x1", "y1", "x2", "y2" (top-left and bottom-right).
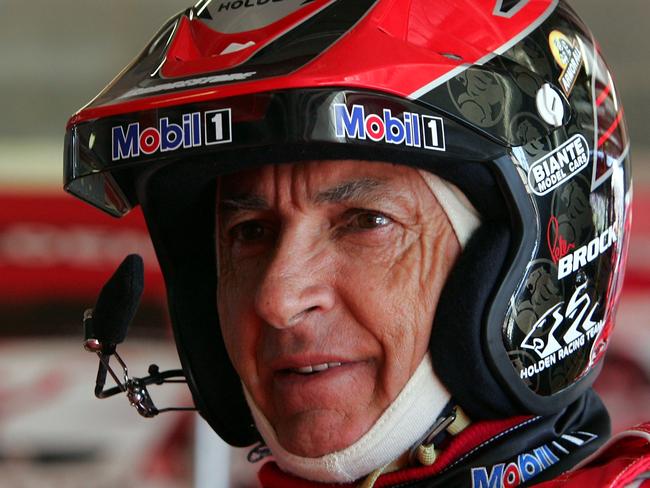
[
  {"x1": 294, "y1": 161, "x2": 399, "y2": 207},
  {"x1": 232, "y1": 163, "x2": 309, "y2": 209},
  {"x1": 222, "y1": 163, "x2": 394, "y2": 208},
  {"x1": 219, "y1": 161, "x2": 437, "y2": 214}
]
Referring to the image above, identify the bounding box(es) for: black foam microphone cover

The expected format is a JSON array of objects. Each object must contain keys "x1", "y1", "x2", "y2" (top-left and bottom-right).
[{"x1": 92, "y1": 254, "x2": 144, "y2": 346}]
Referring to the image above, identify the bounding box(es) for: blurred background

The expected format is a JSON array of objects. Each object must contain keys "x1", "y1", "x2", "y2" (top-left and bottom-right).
[{"x1": 0, "y1": 1, "x2": 648, "y2": 487}]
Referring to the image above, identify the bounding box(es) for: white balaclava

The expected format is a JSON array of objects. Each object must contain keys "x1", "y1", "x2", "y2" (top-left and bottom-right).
[{"x1": 243, "y1": 170, "x2": 481, "y2": 483}]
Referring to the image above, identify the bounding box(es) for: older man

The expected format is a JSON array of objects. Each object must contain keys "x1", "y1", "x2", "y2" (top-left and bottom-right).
[
  {"x1": 217, "y1": 161, "x2": 466, "y2": 476},
  {"x1": 66, "y1": 0, "x2": 650, "y2": 486}
]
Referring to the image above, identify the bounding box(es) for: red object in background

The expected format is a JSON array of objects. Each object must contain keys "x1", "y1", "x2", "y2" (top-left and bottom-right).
[
  {"x1": 623, "y1": 188, "x2": 650, "y2": 293},
  {"x1": 0, "y1": 192, "x2": 165, "y2": 303}
]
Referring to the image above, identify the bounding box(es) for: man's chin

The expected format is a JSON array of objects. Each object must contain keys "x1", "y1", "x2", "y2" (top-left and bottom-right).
[
  {"x1": 264, "y1": 360, "x2": 382, "y2": 456},
  {"x1": 274, "y1": 410, "x2": 375, "y2": 458}
]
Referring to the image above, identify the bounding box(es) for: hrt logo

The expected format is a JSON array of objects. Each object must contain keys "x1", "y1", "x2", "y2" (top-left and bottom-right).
[
  {"x1": 112, "y1": 109, "x2": 232, "y2": 161},
  {"x1": 519, "y1": 282, "x2": 603, "y2": 380},
  {"x1": 334, "y1": 104, "x2": 445, "y2": 151},
  {"x1": 471, "y1": 444, "x2": 559, "y2": 488}
]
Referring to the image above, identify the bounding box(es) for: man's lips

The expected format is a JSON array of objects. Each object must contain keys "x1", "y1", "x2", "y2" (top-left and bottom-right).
[
  {"x1": 272, "y1": 361, "x2": 367, "y2": 397},
  {"x1": 268, "y1": 355, "x2": 354, "y2": 375},
  {"x1": 265, "y1": 356, "x2": 374, "y2": 415},
  {"x1": 286, "y1": 362, "x2": 343, "y2": 374}
]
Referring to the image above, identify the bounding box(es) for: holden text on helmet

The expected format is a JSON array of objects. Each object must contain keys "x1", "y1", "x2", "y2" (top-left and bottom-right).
[
  {"x1": 215, "y1": 0, "x2": 289, "y2": 11},
  {"x1": 557, "y1": 224, "x2": 618, "y2": 280},
  {"x1": 111, "y1": 109, "x2": 232, "y2": 161},
  {"x1": 527, "y1": 134, "x2": 589, "y2": 196},
  {"x1": 334, "y1": 104, "x2": 446, "y2": 151}
]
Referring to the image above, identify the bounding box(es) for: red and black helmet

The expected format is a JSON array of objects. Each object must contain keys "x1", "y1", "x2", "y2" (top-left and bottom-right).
[{"x1": 64, "y1": 0, "x2": 631, "y2": 447}]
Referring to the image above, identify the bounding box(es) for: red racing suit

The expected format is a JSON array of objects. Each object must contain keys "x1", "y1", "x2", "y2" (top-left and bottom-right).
[{"x1": 257, "y1": 390, "x2": 650, "y2": 487}]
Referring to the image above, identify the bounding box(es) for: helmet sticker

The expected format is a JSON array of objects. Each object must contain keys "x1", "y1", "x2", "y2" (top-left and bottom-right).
[
  {"x1": 505, "y1": 166, "x2": 623, "y2": 392},
  {"x1": 519, "y1": 281, "x2": 603, "y2": 380},
  {"x1": 111, "y1": 109, "x2": 232, "y2": 161},
  {"x1": 556, "y1": 225, "x2": 617, "y2": 280},
  {"x1": 546, "y1": 215, "x2": 575, "y2": 265},
  {"x1": 548, "y1": 30, "x2": 583, "y2": 96},
  {"x1": 196, "y1": 0, "x2": 332, "y2": 34},
  {"x1": 526, "y1": 134, "x2": 589, "y2": 196},
  {"x1": 333, "y1": 104, "x2": 446, "y2": 152}
]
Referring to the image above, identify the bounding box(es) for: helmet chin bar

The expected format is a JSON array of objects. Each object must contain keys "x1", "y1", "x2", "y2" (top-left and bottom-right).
[{"x1": 82, "y1": 254, "x2": 196, "y2": 418}]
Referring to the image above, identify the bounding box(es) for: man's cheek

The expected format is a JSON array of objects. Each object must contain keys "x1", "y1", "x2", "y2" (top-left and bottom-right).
[
  {"x1": 218, "y1": 289, "x2": 246, "y2": 345},
  {"x1": 220, "y1": 312, "x2": 255, "y2": 382},
  {"x1": 379, "y1": 239, "x2": 426, "y2": 294}
]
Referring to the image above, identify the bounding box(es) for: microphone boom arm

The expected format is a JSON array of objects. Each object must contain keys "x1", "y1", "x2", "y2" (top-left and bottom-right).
[{"x1": 82, "y1": 255, "x2": 196, "y2": 418}]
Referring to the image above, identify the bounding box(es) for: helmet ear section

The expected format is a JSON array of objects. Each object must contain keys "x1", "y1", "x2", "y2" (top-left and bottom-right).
[
  {"x1": 139, "y1": 168, "x2": 259, "y2": 447},
  {"x1": 430, "y1": 221, "x2": 520, "y2": 419}
]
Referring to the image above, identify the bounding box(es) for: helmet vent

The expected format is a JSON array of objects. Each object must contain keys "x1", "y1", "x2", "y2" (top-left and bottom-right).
[{"x1": 440, "y1": 52, "x2": 463, "y2": 62}]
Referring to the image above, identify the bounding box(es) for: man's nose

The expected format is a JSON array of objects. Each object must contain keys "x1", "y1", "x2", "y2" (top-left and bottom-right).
[{"x1": 254, "y1": 231, "x2": 335, "y2": 329}]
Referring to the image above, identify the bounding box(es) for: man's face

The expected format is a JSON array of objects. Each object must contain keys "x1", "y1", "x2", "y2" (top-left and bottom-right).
[{"x1": 217, "y1": 160, "x2": 460, "y2": 457}]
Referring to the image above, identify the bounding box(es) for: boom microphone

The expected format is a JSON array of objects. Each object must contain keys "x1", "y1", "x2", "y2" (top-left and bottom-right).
[
  {"x1": 84, "y1": 254, "x2": 144, "y2": 350},
  {"x1": 81, "y1": 254, "x2": 194, "y2": 416}
]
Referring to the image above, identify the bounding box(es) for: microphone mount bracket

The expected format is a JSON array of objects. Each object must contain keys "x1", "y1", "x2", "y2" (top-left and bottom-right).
[{"x1": 83, "y1": 307, "x2": 195, "y2": 418}]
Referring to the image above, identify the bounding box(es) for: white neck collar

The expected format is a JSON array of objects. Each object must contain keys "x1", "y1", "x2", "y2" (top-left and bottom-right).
[{"x1": 244, "y1": 354, "x2": 450, "y2": 483}]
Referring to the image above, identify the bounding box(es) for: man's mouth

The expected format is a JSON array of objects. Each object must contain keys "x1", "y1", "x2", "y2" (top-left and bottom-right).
[
  {"x1": 288, "y1": 362, "x2": 343, "y2": 374},
  {"x1": 271, "y1": 359, "x2": 372, "y2": 413}
]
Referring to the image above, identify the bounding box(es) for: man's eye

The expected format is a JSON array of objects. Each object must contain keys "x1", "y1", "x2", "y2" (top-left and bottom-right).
[
  {"x1": 230, "y1": 221, "x2": 273, "y2": 242},
  {"x1": 348, "y1": 212, "x2": 392, "y2": 230}
]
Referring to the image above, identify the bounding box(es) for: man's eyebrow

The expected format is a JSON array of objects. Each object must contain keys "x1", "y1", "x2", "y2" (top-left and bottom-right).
[
  {"x1": 219, "y1": 194, "x2": 269, "y2": 212},
  {"x1": 314, "y1": 178, "x2": 386, "y2": 204},
  {"x1": 219, "y1": 178, "x2": 387, "y2": 211}
]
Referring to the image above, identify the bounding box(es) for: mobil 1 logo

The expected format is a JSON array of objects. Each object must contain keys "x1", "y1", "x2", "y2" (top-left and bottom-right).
[
  {"x1": 421, "y1": 115, "x2": 445, "y2": 151},
  {"x1": 111, "y1": 108, "x2": 233, "y2": 161},
  {"x1": 205, "y1": 109, "x2": 232, "y2": 145},
  {"x1": 333, "y1": 104, "x2": 446, "y2": 152}
]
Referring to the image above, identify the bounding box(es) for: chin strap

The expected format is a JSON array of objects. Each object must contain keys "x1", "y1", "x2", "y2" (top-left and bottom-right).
[
  {"x1": 358, "y1": 405, "x2": 471, "y2": 488},
  {"x1": 414, "y1": 405, "x2": 471, "y2": 466}
]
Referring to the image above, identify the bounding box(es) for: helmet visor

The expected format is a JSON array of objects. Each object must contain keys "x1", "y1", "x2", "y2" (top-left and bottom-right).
[{"x1": 64, "y1": 89, "x2": 505, "y2": 217}]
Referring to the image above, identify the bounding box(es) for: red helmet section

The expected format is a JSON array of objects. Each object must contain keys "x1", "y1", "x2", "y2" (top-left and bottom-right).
[
  {"x1": 68, "y1": 0, "x2": 557, "y2": 126},
  {"x1": 161, "y1": 0, "x2": 335, "y2": 77}
]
